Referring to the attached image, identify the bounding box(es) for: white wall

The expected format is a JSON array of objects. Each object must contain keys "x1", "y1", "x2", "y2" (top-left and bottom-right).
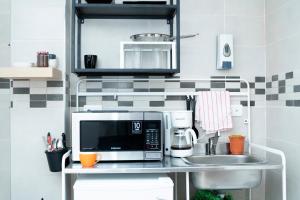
[
  {"x1": 0, "y1": 0, "x2": 11, "y2": 67},
  {"x1": 0, "y1": 0, "x2": 11, "y2": 199},
  {"x1": 10, "y1": 0, "x2": 66, "y2": 200},
  {"x1": 265, "y1": 0, "x2": 300, "y2": 200},
  {"x1": 8, "y1": 0, "x2": 267, "y2": 199},
  {"x1": 0, "y1": 87, "x2": 11, "y2": 200}
]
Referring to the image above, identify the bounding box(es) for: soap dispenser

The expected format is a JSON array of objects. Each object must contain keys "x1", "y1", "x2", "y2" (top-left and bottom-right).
[{"x1": 217, "y1": 34, "x2": 234, "y2": 70}]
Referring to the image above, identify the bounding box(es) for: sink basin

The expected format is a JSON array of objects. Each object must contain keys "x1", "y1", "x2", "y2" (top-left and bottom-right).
[
  {"x1": 183, "y1": 155, "x2": 265, "y2": 165},
  {"x1": 182, "y1": 155, "x2": 265, "y2": 189}
]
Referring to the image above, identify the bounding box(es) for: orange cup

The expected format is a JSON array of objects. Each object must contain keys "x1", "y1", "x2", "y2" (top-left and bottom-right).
[
  {"x1": 229, "y1": 135, "x2": 245, "y2": 155},
  {"x1": 79, "y1": 152, "x2": 101, "y2": 168}
]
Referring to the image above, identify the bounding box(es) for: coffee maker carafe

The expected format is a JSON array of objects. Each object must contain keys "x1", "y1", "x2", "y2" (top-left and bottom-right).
[
  {"x1": 163, "y1": 111, "x2": 198, "y2": 157},
  {"x1": 171, "y1": 128, "x2": 197, "y2": 157}
]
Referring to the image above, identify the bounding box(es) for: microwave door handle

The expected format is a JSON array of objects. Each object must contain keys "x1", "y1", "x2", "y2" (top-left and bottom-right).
[{"x1": 165, "y1": 113, "x2": 171, "y2": 130}]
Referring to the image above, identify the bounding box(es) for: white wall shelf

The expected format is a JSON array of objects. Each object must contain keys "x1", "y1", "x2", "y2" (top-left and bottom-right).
[{"x1": 0, "y1": 67, "x2": 62, "y2": 79}]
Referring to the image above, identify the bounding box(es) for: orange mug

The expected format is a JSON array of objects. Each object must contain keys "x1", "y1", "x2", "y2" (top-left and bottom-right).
[
  {"x1": 229, "y1": 135, "x2": 245, "y2": 155},
  {"x1": 79, "y1": 152, "x2": 101, "y2": 168}
]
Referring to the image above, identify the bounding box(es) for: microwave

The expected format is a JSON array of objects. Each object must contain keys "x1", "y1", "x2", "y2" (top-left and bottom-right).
[{"x1": 72, "y1": 111, "x2": 163, "y2": 161}]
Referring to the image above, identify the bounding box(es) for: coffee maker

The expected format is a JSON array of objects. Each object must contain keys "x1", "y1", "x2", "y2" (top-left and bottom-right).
[{"x1": 163, "y1": 111, "x2": 198, "y2": 157}]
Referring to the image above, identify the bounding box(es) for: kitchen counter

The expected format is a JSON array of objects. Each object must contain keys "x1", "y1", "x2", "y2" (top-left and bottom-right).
[{"x1": 64, "y1": 156, "x2": 282, "y2": 174}]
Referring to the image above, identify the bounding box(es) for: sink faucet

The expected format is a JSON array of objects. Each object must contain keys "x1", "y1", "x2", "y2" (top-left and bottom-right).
[{"x1": 207, "y1": 132, "x2": 220, "y2": 155}]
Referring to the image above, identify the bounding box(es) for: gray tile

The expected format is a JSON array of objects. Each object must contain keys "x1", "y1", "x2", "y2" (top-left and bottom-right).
[
  {"x1": 295, "y1": 100, "x2": 300, "y2": 107},
  {"x1": 180, "y1": 82, "x2": 195, "y2": 88},
  {"x1": 286, "y1": 100, "x2": 294, "y2": 107},
  {"x1": 86, "y1": 88, "x2": 102, "y2": 92},
  {"x1": 0, "y1": 83, "x2": 10, "y2": 89},
  {"x1": 149, "y1": 101, "x2": 165, "y2": 107},
  {"x1": 118, "y1": 101, "x2": 133, "y2": 107},
  {"x1": 294, "y1": 85, "x2": 300, "y2": 93},
  {"x1": 165, "y1": 96, "x2": 186, "y2": 101},
  {"x1": 266, "y1": 82, "x2": 272, "y2": 88},
  {"x1": 79, "y1": 96, "x2": 86, "y2": 107},
  {"x1": 285, "y1": 72, "x2": 293, "y2": 79},
  {"x1": 30, "y1": 101, "x2": 46, "y2": 108},
  {"x1": 255, "y1": 77, "x2": 265, "y2": 82},
  {"x1": 71, "y1": 95, "x2": 76, "y2": 107},
  {"x1": 226, "y1": 76, "x2": 240, "y2": 79},
  {"x1": 102, "y1": 96, "x2": 115, "y2": 101},
  {"x1": 211, "y1": 76, "x2": 225, "y2": 79},
  {"x1": 102, "y1": 82, "x2": 133, "y2": 89},
  {"x1": 133, "y1": 75, "x2": 149, "y2": 79},
  {"x1": 278, "y1": 80, "x2": 285, "y2": 87},
  {"x1": 47, "y1": 81, "x2": 63, "y2": 87},
  {"x1": 266, "y1": 94, "x2": 278, "y2": 101},
  {"x1": 165, "y1": 80, "x2": 180, "y2": 82},
  {"x1": 196, "y1": 88, "x2": 210, "y2": 92},
  {"x1": 279, "y1": 87, "x2": 286, "y2": 94},
  {"x1": 13, "y1": 87, "x2": 29, "y2": 94},
  {"x1": 272, "y1": 75, "x2": 278, "y2": 81},
  {"x1": 240, "y1": 82, "x2": 255, "y2": 88},
  {"x1": 226, "y1": 88, "x2": 240, "y2": 92},
  {"x1": 13, "y1": 79, "x2": 29, "y2": 81},
  {"x1": 149, "y1": 88, "x2": 165, "y2": 92},
  {"x1": 0, "y1": 78, "x2": 9, "y2": 83},
  {"x1": 133, "y1": 80, "x2": 149, "y2": 83},
  {"x1": 211, "y1": 82, "x2": 225, "y2": 88},
  {"x1": 30, "y1": 94, "x2": 46, "y2": 101},
  {"x1": 70, "y1": 95, "x2": 86, "y2": 107},
  {"x1": 47, "y1": 94, "x2": 64, "y2": 101},
  {"x1": 225, "y1": 76, "x2": 240, "y2": 82},
  {"x1": 240, "y1": 101, "x2": 255, "y2": 107},
  {"x1": 255, "y1": 89, "x2": 265, "y2": 95},
  {"x1": 134, "y1": 88, "x2": 149, "y2": 92}
]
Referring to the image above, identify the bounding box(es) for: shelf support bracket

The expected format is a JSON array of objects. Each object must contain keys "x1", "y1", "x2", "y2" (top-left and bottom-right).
[{"x1": 80, "y1": 18, "x2": 84, "y2": 24}]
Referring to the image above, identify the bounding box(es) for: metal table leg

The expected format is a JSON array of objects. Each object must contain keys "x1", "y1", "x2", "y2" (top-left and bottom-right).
[
  {"x1": 175, "y1": 172, "x2": 178, "y2": 200},
  {"x1": 186, "y1": 172, "x2": 190, "y2": 200}
]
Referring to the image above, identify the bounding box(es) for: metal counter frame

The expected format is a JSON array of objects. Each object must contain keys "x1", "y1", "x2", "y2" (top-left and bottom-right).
[{"x1": 60, "y1": 78, "x2": 287, "y2": 200}]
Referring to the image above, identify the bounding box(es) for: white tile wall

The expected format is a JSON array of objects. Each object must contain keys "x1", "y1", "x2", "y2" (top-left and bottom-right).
[
  {"x1": 9, "y1": 0, "x2": 66, "y2": 200},
  {"x1": 0, "y1": 3, "x2": 11, "y2": 200},
  {"x1": 7, "y1": 0, "x2": 269, "y2": 199},
  {"x1": 10, "y1": 108, "x2": 64, "y2": 200},
  {"x1": 0, "y1": 89, "x2": 10, "y2": 200},
  {"x1": 266, "y1": 0, "x2": 300, "y2": 199}
]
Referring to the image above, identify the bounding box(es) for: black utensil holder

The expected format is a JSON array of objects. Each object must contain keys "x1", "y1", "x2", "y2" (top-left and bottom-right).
[{"x1": 45, "y1": 149, "x2": 69, "y2": 172}]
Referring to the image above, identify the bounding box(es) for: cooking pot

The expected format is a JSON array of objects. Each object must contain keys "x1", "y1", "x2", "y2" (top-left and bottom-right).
[{"x1": 130, "y1": 33, "x2": 199, "y2": 42}]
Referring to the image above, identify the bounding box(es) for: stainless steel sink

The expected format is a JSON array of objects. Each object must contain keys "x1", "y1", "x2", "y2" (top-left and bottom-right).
[{"x1": 182, "y1": 155, "x2": 265, "y2": 189}]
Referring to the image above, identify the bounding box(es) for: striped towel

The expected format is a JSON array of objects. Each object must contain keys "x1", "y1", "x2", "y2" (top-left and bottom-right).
[{"x1": 195, "y1": 91, "x2": 232, "y2": 134}]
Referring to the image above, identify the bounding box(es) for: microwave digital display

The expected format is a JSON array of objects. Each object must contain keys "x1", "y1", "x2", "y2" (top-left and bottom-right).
[{"x1": 132, "y1": 121, "x2": 142, "y2": 134}]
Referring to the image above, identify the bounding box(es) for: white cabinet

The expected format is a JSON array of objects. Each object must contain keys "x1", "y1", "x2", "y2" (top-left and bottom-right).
[{"x1": 74, "y1": 174, "x2": 174, "y2": 200}]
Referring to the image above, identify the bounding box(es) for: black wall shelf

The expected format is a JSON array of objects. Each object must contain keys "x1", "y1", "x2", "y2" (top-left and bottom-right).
[
  {"x1": 75, "y1": 4, "x2": 177, "y2": 19},
  {"x1": 74, "y1": 68, "x2": 178, "y2": 76},
  {"x1": 71, "y1": 0, "x2": 181, "y2": 76}
]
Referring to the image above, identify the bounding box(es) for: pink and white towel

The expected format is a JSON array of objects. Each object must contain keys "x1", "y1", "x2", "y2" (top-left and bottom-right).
[{"x1": 195, "y1": 91, "x2": 232, "y2": 134}]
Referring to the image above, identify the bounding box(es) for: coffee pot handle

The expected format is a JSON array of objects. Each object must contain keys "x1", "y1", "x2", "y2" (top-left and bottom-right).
[{"x1": 185, "y1": 128, "x2": 198, "y2": 144}]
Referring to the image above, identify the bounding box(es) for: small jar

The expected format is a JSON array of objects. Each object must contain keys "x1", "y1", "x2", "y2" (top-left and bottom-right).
[{"x1": 48, "y1": 54, "x2": 57, "y2": 68}]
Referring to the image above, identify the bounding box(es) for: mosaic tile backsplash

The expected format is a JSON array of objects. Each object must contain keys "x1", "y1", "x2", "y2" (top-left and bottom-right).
[
  {"x1": 266, "y1": 70, "x2": 300, "y2": 107},
  {"x1": 0, "y1": 79, "x2": 64, "y2": 108},
  {"x1": 70, "y1": 76, "x2": 266, "y2": 110},
  {"x1": 1, "y1": 75, "x2": 280, "y2": 109}
]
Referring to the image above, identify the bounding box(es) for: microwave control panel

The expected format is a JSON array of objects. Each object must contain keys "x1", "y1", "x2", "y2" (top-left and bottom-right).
[{"x1": 145, "y1": 128, "x2": 160, "y2": 151}]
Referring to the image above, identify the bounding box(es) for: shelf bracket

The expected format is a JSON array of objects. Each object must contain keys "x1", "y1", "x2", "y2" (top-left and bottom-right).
[
  {"x1": 167, "y1": 19, "x2": 171, "y2": 25},
  {"x1": 80, "y1": 19, "x2": 84, "y2": 24}
]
